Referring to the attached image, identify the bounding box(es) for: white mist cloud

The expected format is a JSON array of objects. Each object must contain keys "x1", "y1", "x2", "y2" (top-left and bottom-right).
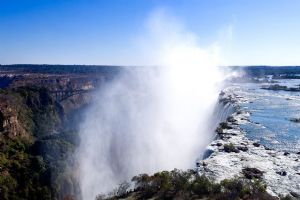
[{"x1": 77, "y1": 9, "x2": 226, "y2": 200}]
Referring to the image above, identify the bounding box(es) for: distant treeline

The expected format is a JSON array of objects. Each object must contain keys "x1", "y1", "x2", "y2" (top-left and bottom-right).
[
  {"x1": 231, "y1": 66, "x2": 300, "y2": 77},
  {"x1": 1, "y1": 64, "x2": 300, "y2": 76},
  {"x1": 0, "y1": 64, "x2": 125, "y2": 74}
]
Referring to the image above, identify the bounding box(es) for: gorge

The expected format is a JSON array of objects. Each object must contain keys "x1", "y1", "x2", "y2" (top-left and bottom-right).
[{"x1": 0, "y1": 65, "x2": 299, "y2": 200}]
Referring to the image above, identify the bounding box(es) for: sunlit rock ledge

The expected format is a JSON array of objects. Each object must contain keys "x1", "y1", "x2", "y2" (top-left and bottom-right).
[{"x1": 197, "y1": 87, "x2": 300, "y2": 198}]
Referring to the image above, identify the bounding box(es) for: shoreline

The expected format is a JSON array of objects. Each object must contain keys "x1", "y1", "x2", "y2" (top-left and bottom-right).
[{"x1": 197, "y1": 86, "x2": 300, "y2": 198}]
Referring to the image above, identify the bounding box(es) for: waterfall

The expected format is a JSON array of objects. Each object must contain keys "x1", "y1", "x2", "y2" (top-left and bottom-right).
[
  {"x1": 76, "y1": 10, "x2": 225, "y2": 200},
  {"x1": 211, "y1": 100, "x2": 235, "y2": 129},
  {"x1": 199, "y1": 98, "x2": 235, "y2": 160}
]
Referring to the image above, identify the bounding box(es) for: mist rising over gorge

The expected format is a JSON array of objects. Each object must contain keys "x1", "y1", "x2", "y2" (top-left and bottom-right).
[
  {"x1": 77, "y1": 10, "x2": 224, "y2": 199},
  {"x1": 2, "y1": 0, "x2": 300, "y2": 199}
]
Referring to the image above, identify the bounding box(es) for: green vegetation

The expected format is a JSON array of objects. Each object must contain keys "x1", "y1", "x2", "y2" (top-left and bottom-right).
[
  {"x1": 99, "y1": 169, "x2": 283, "y2": 200},
  {"x1": 0, "y1": 87, "x2": 79, "y2": 200},
  {"x1": 16, "y1": 87, "x2": 64, "y2": 138},
  {"x1": 223, "y1": 143, "x2": 240, "y2": 153},
  {"x1": 0, "y1": 136, "x2": 52, "y2": 200}
]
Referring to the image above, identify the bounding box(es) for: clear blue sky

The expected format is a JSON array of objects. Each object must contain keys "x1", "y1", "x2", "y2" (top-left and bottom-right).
[{"x1": 1, "y1": 0, "x2": 300, "y2": 66}]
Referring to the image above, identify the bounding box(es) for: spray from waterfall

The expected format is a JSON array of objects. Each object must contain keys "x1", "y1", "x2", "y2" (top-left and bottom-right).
[{"x1": 77, "y1": 10, "x2": 225, "y2": 200}]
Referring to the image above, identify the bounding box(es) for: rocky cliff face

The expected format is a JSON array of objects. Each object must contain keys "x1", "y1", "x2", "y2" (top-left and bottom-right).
[
  {"x1": 0, "y1": 92, "x2": 31, "y2": 139},
  {"x1": 0, "y1": 105, "x2": 27, "y2": 138},
  {"x1": 0, "y1": 87, "x2": 82, "y2": 200},
  {"x1": 0, "y1": 66, "x2": 123, "y2": 200}
]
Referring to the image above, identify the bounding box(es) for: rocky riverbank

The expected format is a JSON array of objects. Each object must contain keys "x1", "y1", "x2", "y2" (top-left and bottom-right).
[
  {"x1": 261, "y1": 84, "x2": 300, "y2": 92},
  {"x1": 197, "y1": 86, "x2": 300, "y2": 198}
]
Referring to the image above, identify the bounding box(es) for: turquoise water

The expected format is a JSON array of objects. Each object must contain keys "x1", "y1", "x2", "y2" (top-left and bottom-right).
[{"x1": 236, "y1": 80, "x2": 300, "y2": 153}]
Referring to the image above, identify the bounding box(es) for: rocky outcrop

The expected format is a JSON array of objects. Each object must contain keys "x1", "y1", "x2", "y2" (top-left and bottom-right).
[
  {"x1": 290, "y1": 118, "x2": 300, "y2": 123},
  {"x1": 262, "y1": 84, "x2": 300, "y2": 92},
  {"x1": 0, "y1": 93, "x2": 30, "y2": 138},
  {"x1": 60, "y1": 91, "x2": 93, "y2": 114},
  {"x1": 242, "y1": 167, "x2": 264, "y2": 179}
]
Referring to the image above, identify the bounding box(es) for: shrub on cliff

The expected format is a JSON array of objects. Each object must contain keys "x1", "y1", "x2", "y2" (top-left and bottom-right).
[{"x1": 223, "y1": 143, "x2": 240, "y2": 153}]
